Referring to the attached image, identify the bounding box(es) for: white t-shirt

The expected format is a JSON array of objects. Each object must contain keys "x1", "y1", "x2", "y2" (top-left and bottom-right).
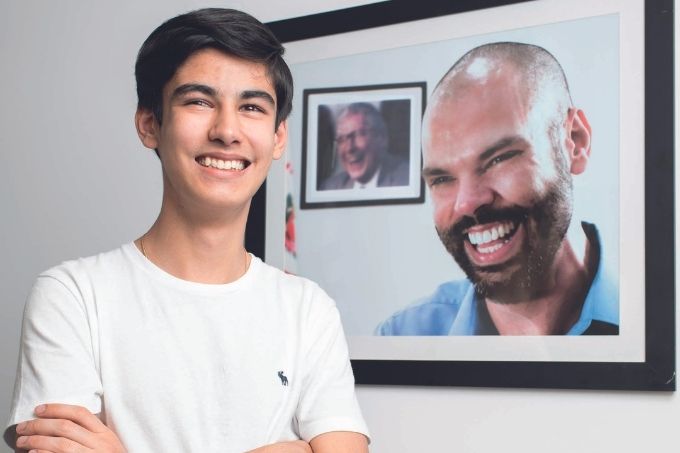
[{"x1": 5, "y1": 243, "x2": 368, "y2": 452}]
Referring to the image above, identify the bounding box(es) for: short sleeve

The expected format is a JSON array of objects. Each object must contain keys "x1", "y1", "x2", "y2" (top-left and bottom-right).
[
  {"x1": 295, "y1": 287, "x2": 369, "y2": 443},
  {"x1": 4, "y1": 273, "x2": 103, "y2": 443}
]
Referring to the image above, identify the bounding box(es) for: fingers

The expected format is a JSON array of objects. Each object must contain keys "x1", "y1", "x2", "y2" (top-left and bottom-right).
[
  {"x1": 16, "y1": 433, "x2": 91, "y2": 453},
  {"x1": 16, "y1": 417, "x2": 94, "y2": 449},
  {"x1": 33, "y1": 404, "x2": 105, "y2": 433},
  {"x1": 16, "y1": 405, "x2": 126, "y2": 453}
]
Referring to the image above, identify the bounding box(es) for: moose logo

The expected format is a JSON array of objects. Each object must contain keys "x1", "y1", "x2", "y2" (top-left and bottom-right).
[{"x1": 277, "y1": 371, "x2": 289, "y2": 386}]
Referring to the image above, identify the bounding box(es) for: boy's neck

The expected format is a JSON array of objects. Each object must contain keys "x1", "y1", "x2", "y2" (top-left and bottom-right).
[{"x1": 137, "y1": 201, "x2": 251, "y2": 284}]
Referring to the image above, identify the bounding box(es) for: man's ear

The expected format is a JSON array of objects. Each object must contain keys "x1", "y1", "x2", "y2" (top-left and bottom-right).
[
  {"x1": 565, "y1": 107, "x2": 591, "y2": 175},
  {"x1": 135, "y1": 108, "x2": 160, "y2": 150},
  {"x1": 272, "y1": 120, "x2": 288, "y2": 160}
]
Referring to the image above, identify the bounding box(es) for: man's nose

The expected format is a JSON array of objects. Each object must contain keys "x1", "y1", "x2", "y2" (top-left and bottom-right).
[
  {"x1": 453, "y1": 176, "x2": 495, "y2": 219},
  {"x1": 339, "y1": 140, "x2": 358, "y2": 155},
  {"x1": 208, "y1": 107, "x2": 241, "y2": 145}
]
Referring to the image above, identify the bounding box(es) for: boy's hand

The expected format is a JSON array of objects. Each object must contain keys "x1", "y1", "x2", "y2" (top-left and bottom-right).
[{"x1": 15, "y1": 404, "x2": 126, "y2": 453}]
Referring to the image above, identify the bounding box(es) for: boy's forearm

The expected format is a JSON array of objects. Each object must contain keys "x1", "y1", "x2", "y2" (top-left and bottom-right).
[
  {"x1": 310, "y1": 431, "x2": 369, "y2": 453},
  {"x1": 246, "y1": 440, "x2": 312, "y2": 453}
]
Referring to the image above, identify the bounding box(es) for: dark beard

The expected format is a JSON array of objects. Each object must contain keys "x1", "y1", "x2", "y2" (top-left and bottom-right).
[{"x1": 436, "y1": 167, "x2": 573, "y2": 304}]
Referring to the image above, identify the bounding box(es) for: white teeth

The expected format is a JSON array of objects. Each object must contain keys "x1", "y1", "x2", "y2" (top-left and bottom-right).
[
  {"x1": 478, "y1": 243, "x2": 503, "y2": 254},
  {"x1": 467, "y1": 221, "x2": 516, "y2": 246},
  {"x1": 198, "y1": 156, "x2": 246, "y2": 171}
]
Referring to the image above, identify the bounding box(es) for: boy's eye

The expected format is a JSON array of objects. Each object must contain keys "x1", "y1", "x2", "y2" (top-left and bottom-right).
[
  {"x1": 185, "y1": 99, "x2": 211, "y2": 107},
  {"x1": 242, "y1": 104, "x2": 265, "y2": 113}
]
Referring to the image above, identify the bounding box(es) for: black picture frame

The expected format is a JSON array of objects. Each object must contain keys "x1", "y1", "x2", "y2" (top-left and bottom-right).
[
  {"x1": 261, "y1": 0, "x2": 675, "y2": 390},
  {"x1": 300, "y1": 82, "x2": 426, "y2": 209}
]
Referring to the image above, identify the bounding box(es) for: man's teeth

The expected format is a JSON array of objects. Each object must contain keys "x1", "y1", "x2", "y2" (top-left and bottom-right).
[
  {"x1": 468, "y1": 222, "x2": 515, "y2": 246},
  {"x1": 198, "y1": 156, "x2": 246, "y2": 170},
  {"x1": 477, "y1": 243, "x2": 503, "y2": 254}
]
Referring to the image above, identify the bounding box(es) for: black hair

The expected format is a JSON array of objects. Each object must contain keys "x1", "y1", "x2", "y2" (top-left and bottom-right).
[{"x1": 135, "y1": 8, "x2": 293, "y2": 129}]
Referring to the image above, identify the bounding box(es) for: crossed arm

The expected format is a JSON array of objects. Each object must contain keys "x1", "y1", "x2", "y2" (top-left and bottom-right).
[{"x1": 12, "y1": 404, "x2": 368, "y2": 453}]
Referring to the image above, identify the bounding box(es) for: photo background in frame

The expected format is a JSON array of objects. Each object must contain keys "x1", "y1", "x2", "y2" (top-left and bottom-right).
[{"x1": 285, "y1": 13, "x2": 619, "y2": 338}]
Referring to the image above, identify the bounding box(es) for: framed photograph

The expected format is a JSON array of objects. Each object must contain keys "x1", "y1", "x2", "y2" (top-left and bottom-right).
[
  {"x1": 300, "y1": 83, "x2": 426, "y2": 209},
  {"x1": 258, "y1": 0, "x2": 675, "y2": 390}
]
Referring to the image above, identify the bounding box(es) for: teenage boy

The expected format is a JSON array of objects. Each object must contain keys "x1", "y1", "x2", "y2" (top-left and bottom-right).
[{"x1": 5, "y1": 8, "x2": 369, "y2": 453}]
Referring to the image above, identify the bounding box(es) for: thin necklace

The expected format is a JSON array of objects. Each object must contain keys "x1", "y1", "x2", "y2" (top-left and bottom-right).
[
  {"x1": 139, "y1": 234, "x2": 148, "y2": 258},
  {"x1": 139, "y1": 235, "x2": 249, "y2": 277}
]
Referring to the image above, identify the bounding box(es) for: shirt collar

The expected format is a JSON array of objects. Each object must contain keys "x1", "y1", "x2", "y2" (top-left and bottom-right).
[
  {"x1": 352, "y1": 166, "x2": 381, "y2": 189},
  {"x1": 566, "y1": 222, "x2": 619, "y2": 334}
]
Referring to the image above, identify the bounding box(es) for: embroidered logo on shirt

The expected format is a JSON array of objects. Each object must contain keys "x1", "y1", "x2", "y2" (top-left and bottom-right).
[{"x1": 277, "y1": 371, "x2": 289, "y2": 386}]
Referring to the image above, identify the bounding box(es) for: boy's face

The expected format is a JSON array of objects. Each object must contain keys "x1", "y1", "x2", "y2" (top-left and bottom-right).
[{"x1": 136, "y1": 48, "x2": 286, "y2": 215}]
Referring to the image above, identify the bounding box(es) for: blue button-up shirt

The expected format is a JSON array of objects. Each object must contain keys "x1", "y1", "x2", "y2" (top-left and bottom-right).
[{"x1": 376, "y1": 223, "x2": 619, "y2": 336}]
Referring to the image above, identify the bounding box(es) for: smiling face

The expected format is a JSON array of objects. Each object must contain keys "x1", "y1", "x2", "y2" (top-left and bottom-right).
[
  {"x1": 135, "y1": 48, "x2": 287, "y2": 217},
  {"x1": 423, "y1": 63, "x2": 575, "y2": 301},
  {"x1": 335, "y1": 111, "x2": 387, "y2": 184}
]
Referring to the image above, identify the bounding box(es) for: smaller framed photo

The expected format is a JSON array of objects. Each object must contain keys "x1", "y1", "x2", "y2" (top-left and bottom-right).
[{"x1": 300, "y1": 82, "x2": 426, "y2": 209}]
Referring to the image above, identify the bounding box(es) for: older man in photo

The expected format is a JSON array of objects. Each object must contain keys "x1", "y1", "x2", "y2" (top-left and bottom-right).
[{"x1": 321, "y1": 102, "x2": 409, "y2": 190}]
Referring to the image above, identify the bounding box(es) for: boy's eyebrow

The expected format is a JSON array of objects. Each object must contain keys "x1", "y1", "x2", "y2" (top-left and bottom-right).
[
  {"x1": 241, "y1": 90, "x2": 275, "y2": 107},
  {"x1": 170, "y1": 85, "x2": 275, "y2": 108},
  {"x1": 171, "y1": 83, "x2": 217, "y2": 99}
]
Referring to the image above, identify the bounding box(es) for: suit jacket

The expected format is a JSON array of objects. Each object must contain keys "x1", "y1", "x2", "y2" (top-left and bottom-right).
[{"x1": 320, "y1": 153, "x2": 409, "y2": 190}]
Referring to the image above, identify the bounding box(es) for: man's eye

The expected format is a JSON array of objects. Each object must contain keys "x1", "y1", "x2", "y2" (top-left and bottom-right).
[
  {"x1": 428, "y1": 175, "x2": 454, "y2": 187},
  {"x1": 485, "y1": 150, "x2": 522, "y2": 170}
]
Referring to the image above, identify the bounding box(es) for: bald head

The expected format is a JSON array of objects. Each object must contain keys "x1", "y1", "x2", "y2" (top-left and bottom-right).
[{"x1": 425, "y1": 42, "x2": 573, "y2": 149}]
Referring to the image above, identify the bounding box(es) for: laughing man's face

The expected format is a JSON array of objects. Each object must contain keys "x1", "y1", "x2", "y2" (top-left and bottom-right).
[
  {"x1": 335, "y1": 112, "x2": 386, "y2": 184},
  {"x1": 422, "y1": 64, "x2": 573, "y2": 302}
]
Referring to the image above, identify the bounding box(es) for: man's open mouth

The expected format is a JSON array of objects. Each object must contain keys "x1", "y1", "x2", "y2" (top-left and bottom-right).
[
  {"x1": 467, "y1": 221, "x2": 519, "y2": 253},
  {"x1": 196, "y1": 156, "x2": 250, "y2": 171},
  {"x1": 345, "y1": 154, "x2": 365, "y2": 166}
]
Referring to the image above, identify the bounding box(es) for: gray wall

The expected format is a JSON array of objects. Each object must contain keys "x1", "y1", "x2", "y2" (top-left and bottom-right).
[{"x1": 1, "y1": 1, "x2": 678, "y2": 452}]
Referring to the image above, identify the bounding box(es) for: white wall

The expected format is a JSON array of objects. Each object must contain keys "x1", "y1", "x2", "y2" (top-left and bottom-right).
[{"x1": 0, "y1": 1, "x2": 677, "y2": 452}]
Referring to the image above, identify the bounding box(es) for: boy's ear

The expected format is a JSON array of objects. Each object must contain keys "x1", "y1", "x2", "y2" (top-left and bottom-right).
[
  {"x1": 135, "y1": 108, "x2": 160, "y2": 150},
  {"x1": 565, "y1": 108, "x2": 591, "y2": 175},
  {"x1": 272, "y1": 120, "x2": 288, "y2": 160}
]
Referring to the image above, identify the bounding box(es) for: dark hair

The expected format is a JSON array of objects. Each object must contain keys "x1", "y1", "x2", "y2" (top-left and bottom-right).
[{"x1": 135, "y1": 8, "x2": 293, "y2": 129}]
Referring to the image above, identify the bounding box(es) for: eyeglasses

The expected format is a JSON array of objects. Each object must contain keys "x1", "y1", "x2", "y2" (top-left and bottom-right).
[{"x1": 334, "y1": 128, "x2": 374, "y2": 146}]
